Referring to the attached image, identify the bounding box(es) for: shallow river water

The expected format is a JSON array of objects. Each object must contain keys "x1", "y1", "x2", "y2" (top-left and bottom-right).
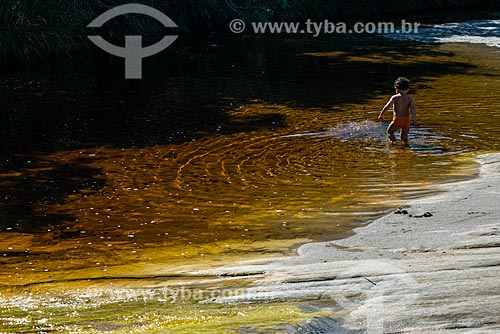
[{"x1": 0, "y1": 14, "x2": 499, "y2": 333}]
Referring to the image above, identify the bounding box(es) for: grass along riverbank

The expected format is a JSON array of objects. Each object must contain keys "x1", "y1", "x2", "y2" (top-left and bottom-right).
[{"x1": 0, "y1": 0, "x2": 498, "y2": 62}]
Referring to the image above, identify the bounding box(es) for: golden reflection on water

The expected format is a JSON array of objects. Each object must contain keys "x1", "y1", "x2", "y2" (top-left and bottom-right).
[
  {"x1": 2, "y1": 43, "x2": 500, "y2": 283},
  {"x1": 0, "y1": 40, "x2": 499, "y2": 332}
]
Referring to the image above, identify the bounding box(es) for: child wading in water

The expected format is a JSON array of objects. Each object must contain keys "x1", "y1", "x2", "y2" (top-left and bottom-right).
[{"x1": 378, "y1": 77, "x2": 417, "y2": 145}]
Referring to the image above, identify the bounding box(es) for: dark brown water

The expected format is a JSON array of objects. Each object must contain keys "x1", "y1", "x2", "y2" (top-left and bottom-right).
[{"x1": 0, "y1": 18, "x2": 499, "y2": 332}]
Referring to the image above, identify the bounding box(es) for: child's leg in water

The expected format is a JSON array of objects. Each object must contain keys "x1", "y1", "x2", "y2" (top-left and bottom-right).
[
  {"x1": 386, "y1": 122, "x2": 398, "y2": 143},
  {"x1": 387, "y1": 132, "x2": 396, "y2": 143},
  {"x1": 401, "y1": 127, "x2": 410, "y2": 146}
]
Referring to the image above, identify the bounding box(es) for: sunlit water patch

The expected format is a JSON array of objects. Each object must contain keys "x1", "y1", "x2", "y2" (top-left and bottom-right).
[
  {"x1": 283, "y1": 120, "x2": 451, "y2": 155},
  {"x1": 282, "y1": 120, "x2": 384, "y2": 140},
  {"x1": 386, "y1": 19, "x2": 500, "y2": 47}
]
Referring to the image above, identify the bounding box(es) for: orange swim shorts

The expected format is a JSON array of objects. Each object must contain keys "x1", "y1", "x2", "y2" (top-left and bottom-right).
[{"x1": 392, "y1": 115, "x2": 411, "y2": 129}]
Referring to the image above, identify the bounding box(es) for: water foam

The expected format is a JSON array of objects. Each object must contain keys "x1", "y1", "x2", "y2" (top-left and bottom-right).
[{"x1": 385, "y1": 19, "x2": 500, "y2": 48}]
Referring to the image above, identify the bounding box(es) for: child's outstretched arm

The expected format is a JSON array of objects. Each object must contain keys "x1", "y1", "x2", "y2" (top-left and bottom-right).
[
  {"x1": 409, "y1": 97, "x2": 417, "y2": 125},
  {"x1": 378, "y1": 97, "x2": 394, "y2": 121}
]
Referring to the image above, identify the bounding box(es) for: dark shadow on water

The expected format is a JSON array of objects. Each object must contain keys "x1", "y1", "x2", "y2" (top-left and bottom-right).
[
  {"x1": 0, "y1": 35, "x2": 476, "y2": 153},
  {"x1": 0, "y1": 157, "x2": 105, "y2": 233}
]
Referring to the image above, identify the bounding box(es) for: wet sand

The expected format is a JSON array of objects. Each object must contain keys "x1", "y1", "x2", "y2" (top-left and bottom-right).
[{"x1": 203, "y1": 153, "x2": 500, "y2": 333}]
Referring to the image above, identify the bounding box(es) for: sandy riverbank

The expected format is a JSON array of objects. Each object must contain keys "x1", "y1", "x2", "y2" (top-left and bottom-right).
[{"x1": 201, "y1": 153, "x2": 500, "y2": 333}]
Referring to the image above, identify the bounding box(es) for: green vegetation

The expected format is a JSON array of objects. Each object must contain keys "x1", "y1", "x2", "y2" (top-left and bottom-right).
[{"x1": 0, "y1": 0, "x2": 498, "y2": 62}]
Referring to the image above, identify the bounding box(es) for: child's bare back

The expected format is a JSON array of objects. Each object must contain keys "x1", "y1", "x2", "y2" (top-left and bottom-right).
[{"x1": 391, "y1": 93, "x2": 414, "y2": 117}]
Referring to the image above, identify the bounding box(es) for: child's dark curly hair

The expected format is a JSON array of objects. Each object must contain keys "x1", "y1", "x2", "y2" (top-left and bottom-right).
[{"x1": 394, "y1": 77, "x2": 410, "y2": 90}]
